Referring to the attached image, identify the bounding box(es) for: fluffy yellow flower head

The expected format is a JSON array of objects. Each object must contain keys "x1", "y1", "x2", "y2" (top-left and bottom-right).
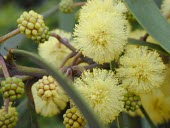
[
  {"x1": 74, "y1": 68, "x2": 126, "y2": 124},
  {"x1": 116, "y1": 46, "x2": 166, "y2": 94},
  {"x1": 31, "y1": 81, "x2": 68, "y2": 117},
  {"x1": 78, "y1": 0, "x2": 127, "y2": 20},
  {"x1": 161, "y1": 0, "x2": 170, "y2": 21},
  {"x1": 73, "y1": 0, "x2": 128, "y2": 64},
  {"x1": 140, "y1": 89, "x2": 170, "y2": 124},
  {"x1": 38, "y1": 29, "x2": 72, "y2": 69}
]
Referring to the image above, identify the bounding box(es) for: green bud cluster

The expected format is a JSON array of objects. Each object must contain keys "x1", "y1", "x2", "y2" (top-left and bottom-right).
[
  {"x1": 63, "y1": 107, "x2": 86, "y2": 128},
  {"x1": 17, "y1": 10, "x2": 49, "y2": 43},
  {"x1": 59, "y1": 0, "x2": 74, "y2": 14},
  {"x1": 36, "y1": 76, "x2": 58, "y2": 101},
  {"x1": 1, "y1": 77, "x2": 24, "y2": 101},
  {"x1": 0, "y1": 107, "x2": 18, "y2": 128},
  {"x1": 123, "y1": 92, "x2": 141, "y2": 111}
]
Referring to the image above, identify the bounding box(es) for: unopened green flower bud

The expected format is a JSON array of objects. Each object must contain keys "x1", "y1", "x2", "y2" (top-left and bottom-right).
[
  {"x1": 123, "y1": 92, "x2": 141, "y2": 111},
  {"x1": 17, "y1": 10, "x2": 49, "y2": 43},
  {"x1": 36, "y1": 76, "x2": 59, "y2": 101},
  {"x1": 59, "y1": 0, "x2": 74, "y2": 14},
  {"x1": 0, "y1": 106, "x2": 18, "y2": 128},
  {"x1": 0, "y1": 77, "x2": 24, "y2": 101}
]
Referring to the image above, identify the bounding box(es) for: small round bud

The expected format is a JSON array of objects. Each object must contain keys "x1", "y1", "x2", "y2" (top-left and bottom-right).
[
  {"x1": 59, "y1": 0, "x2": 74, "y2": 14},
  {"x1": 63, "y1": 107, "x2": 86, "y2": 128},
  {"x1": 32, "y1": 26, "x2": 49, "y2": 43}
]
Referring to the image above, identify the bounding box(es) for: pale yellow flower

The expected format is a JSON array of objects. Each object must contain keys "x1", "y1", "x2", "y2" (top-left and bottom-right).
[
  {"x1": 73, "y1": 0, "x2": 129, "y2": 64},
  {"x1": 140, "y1": 89, "x2": 170, "y2": 124},
  {"x1": 78, "y1": 0, "x2": 127, "y2": 21},
  {"x1": 74, "y1": 68, "x2": 126, "y2": 124},
  {"x1": 38, "y1": 29, "x2": 72, "y2": 69},
  {"x1": 74, "y1": 11, "x2": 128, "y2": 64},
  {"x1": 161, "y1": 0, "x2": 170, "y2": 21},
  {"x1": 116, "y1": 46, "x2": 166, "y2": 94},
  {"x1": 31, "y1": 81, "x2": 68, "y2": 117}
]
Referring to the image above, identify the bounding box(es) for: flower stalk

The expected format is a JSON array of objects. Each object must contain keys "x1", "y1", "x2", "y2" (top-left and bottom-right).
[
  {"x1": 0, "y1": 56, "x2": 10, "y2": 112},
  {"x1": 0, "y1": 28, "x2": 20, "y2": 43},
  {"x1": 50, "y1": 32, "x2": 76, "y2": 52},
  {"x1": 72, "y1": 2, "x2": 86, "y2": 8}
]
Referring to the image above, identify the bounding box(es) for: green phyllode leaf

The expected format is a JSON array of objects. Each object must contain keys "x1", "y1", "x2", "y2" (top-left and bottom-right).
[{"x1": 124, "y1": 0, "x2": 170, "y2": 53}]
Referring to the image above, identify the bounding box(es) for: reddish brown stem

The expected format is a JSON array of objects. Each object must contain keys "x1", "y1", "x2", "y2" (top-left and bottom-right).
[
  {"x1": 0, "y1": 56, "x2": 10, "y2": 78},
  {"x1": 75, "y1": 58, "x2": 84, "y2": 65},
  {"x1": 83, "y1": 63, "x2": 98, "y2": 70},
  {"x1": 0, "y1": 28, "x2": 20, "y2": 43},
  {"x1": 0, "y1": 56, "x2": 10, "y2": 112},
  {"x1": 50, "y1": 33, "x2": 76, "y2": 52},
  {"x1": 60, "y1": 52, "x2": 77, "y2": 68},
  {"x1": 72, "y1": 2, "x2": 86, "y2": 8},
  {"x1": 72, "y1": 65, "x2": 85, "y2": 73},
  {"x1": 4, "y1": 99, "x2": 10, "y2": 112},
  {"x1": 140, "y1": 33, "x2": 149, "y2": 42},
  {"x1": 72, "y1": 52, "x2": 82, "y2": 66}
]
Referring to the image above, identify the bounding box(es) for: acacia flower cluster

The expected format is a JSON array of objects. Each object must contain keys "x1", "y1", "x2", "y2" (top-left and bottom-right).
[
  {"x1": 74, "y1": 68, "x2": 126, "y2": 124},
  {"x1": 73, "y1": 0, "x2": 129, "y2": 64},
  {"x1": 116, "y1": 46, "x2": 166, "y2": 94},
  {"x1": 31, "y1": 76, "x2": 68, "y2": 117}
]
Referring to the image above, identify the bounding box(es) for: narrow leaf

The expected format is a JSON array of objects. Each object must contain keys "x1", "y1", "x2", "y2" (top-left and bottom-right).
[{"x1": 124, "y1": 0, "x2": 170, "y2": 53}]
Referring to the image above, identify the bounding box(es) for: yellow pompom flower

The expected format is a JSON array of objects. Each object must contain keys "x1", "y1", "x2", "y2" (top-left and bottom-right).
[
  {"x1": 38, "y1": 29, "x2": 72, "y2": 69},
  {"x1": 78, "y1": 0, "x2": 127, "y2": 20},
  {"x1": 161, "y1": 0, "x2": 170, "y2": 21},
  {"x1": 73, "y1": 0, "x2": 128, "y2": 64},
  {"x1": 31, "y1": 78, "x2": 68, "y2": 117},
  {"x1": 74, "y1": 68, "x2": 126, "y2": 124},
  {"x1": 116, "y1": 46, "x2": 166, "y2": 94},
  {"x1": 140, "y1": 89, "x2": 170, "y2": 124}
]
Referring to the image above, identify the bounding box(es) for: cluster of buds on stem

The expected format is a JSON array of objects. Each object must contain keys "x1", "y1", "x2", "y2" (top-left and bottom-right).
[
  {"x1": 123, "y1": 92, "x2": 141, "y2": 111},
  {"x1": 17, "y1": 10, "x2": 49, "y2": 43},
  {"x1": 0, "y1": 77, "x2": 24, "y2": 101},
  {"x1": 63, "y1": 107, "x2": 86, "y2": 128},
  {"x1": 0, "y1": 106, "x2": 18, "y2": 128},
  {"x1": 36, "y1": 75, "x2": 60, "y2": 101},
  {"x1": 59, "y1": 0, "x2": 74, "y2": 14}
]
